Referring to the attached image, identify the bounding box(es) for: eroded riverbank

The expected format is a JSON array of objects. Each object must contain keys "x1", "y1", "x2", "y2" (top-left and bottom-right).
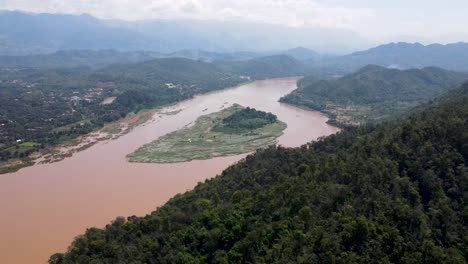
[{"x1": 0, "y1": 78, "x2": 340, "y2": 263}]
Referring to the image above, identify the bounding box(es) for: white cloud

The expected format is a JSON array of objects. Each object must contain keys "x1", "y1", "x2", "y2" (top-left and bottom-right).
[{"x1": 0, "y1": 0, "x2": 374, "y2": 29}]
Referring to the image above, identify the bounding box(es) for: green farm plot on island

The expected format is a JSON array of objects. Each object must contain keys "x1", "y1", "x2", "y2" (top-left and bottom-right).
[{"x1": 127, "y1": 104, "x2": 287, "y2": 163}]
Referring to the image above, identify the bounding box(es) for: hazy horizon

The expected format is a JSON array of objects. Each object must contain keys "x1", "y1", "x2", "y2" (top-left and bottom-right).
[{"x1": 1, "y1": 0, "x2": 467, "y2": 45}]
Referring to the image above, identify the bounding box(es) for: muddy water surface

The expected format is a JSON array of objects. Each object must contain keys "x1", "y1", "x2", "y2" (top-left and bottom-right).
[{"x1": 0, "y1": 78, "x2": 340, "y2": 263}]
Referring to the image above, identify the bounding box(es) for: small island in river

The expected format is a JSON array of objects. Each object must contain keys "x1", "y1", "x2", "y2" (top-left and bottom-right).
[{"x1": 127, "y1": 104, "x2": 287, "y2": 163}]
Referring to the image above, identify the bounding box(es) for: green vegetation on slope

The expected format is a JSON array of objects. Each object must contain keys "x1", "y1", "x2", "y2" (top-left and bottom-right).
[
  {"x1": 213, "y1": 107, "x2": 278, "y2": 134},
  {"x1": 0, "y1": 53, "x2": 310, "y2": 166},
  {"x1": 51, "y1": 82, "x2": 468, "y2": 263},
  {"x1": 218, "y1": 55, "x2": 308, "y2": 80},
  {"x1": 128, "y1": 105, "x2": 286, "y2": 163},
  {"x1": 101, "y1": 57, "x2": 243, "y2": 89},
  {"x1": 281, "y1": 64, "x2": 468, "y2": 126},
  {"x1": 0, "y1": 50, "x2": 161, "y2": 69},
  {"x1": 0, "y1": 58, "x2": 245, "y2": 165}
]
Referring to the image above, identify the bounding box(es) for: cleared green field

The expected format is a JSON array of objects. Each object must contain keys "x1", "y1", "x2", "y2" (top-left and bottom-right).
[
  {"x1": 19, "y1": 142, "x2": 39, "y2": 148},
  {"x1": 127, "y1": 105, "x2": 287, "y2": 163},
  {"x1": 51, "y1": 119, "x2": 92, "y2": 133},
  {"x1": 4, "y1": 142, "x2": 40, "y2": 154}
]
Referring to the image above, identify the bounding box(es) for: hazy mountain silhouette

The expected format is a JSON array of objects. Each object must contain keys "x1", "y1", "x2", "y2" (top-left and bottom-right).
[{"x1": 0, "y1": 11, "x2": 369, "y2": 55}]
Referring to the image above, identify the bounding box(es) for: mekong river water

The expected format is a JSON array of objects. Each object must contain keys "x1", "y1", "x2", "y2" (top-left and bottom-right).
[{"x1": 0, "y1": 78, "x2": 339, "y2": 264}]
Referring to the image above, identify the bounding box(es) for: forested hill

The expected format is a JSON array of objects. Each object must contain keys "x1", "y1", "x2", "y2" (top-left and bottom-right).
[
  {"x1": 218, "y1": 55, "x2": 308, "y2": 79},
  {"x1": 0, "y1": 49, "x2": 261, "y2": 69},
  {"x1": 0, "y1": 50, "x2": 162, "y2": 69},
  {"x1": 99, "y1": 54, "x2": 308, "y2": 82},
  {"x1": 281, "y1": 47, "x2": 320, "y2": 61},
  {"x1": 281, "y1": 65, "x2": 468, "y2": 125},
  {"x1": 97, "y1": 55, "x2": 310, "y2": 94},
  {"x1": 50, "y1": 83, "x2": 468, "y2": 263},
  {"x1": 99, "y1": 57, "x2": 241, "y2": 89}
]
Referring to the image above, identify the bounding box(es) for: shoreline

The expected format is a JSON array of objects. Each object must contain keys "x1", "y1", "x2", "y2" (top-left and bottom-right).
[
  {"x1": 0, "y1": 80, "x2": 256, "y2": 175},
  {"x1": 1, "y1": 77, "x2": 337, "y2": 175}
]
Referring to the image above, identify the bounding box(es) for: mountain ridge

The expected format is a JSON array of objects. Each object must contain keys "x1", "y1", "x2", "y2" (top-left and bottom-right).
[
  {"x1": 0, "y1": 10, "x2": 369, "y2": 55},
  {"x1": 311, "y1": 42, "x2": 468, "y2": 73}
]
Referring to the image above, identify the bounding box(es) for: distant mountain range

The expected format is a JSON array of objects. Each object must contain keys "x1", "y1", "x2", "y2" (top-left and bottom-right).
[
  {"x1": 281, "y1": 64, "x2": 468, "y2": 125},
  {"x1": 0, "y1": 47, "x2": 317, "y2": 70},
  {"x1": 2, "y1": 10, "x2": 468, "y2": 74},
  {"x1": 308, "y1": 42, "x2": 468, "y2": 73},
  {"x1": 0, "y1": 11, "x2": 165, "y2": 54},
  {"x1": 0, "y1": 11, "x2": 369, "y2": 55}
]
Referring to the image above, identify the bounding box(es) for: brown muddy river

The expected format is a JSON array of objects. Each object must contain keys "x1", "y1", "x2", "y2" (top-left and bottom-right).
[{"x1": 0, "y1": 78, "x2": 340, "y2": 263}]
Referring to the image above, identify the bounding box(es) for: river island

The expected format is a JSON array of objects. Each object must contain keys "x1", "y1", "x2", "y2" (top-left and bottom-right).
[{"x1": 127, "y1": 104, "x2": 287, "y2": 163}]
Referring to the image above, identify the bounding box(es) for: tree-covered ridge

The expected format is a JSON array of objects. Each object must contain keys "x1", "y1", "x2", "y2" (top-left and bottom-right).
[
  {"x1": 0, "y1": 50, "x2": 162, "y2": 69},
  {"x1": 218, "y1": 55, "x2": 308, "y2": 80},
  {"x1": 51, "y1": 83, "x2": 468, "y2": 263},
  {"x1": 281, "y1": 65, "x2": 468, "y2": 126},
  {"x1": 303, "y1": 42, "x2": 468, "y2": 75},
  {"x1": 100, "y1": 57, "x2": 241, "y2": 89},
  {"x1": 214, "y1": 107, "x2": 278, "y2": 134}
]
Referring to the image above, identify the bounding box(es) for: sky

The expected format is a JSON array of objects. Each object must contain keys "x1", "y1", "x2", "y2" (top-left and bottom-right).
[{"x1": 0, "y1": 0, "x2": 467, "y2": 43}]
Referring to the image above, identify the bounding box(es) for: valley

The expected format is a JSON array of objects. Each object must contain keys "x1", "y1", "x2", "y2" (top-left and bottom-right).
[
  {"x1": 56, "y1": 81, "x2": 468, "y2": 263},
  {"x1": 0, "y1": 54, "x2": 306, "y2": 174},
  {"x1": 0, "y1": 78, "x2": 339, "y2": 264}
]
